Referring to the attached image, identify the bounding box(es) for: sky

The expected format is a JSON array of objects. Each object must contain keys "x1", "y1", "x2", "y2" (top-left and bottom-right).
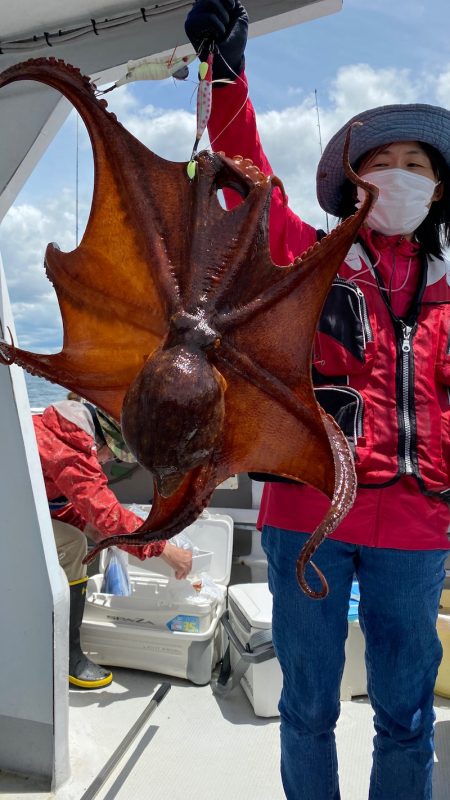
[{"x1": 1, "y1": 0, "x2": 449, "y2": 361}]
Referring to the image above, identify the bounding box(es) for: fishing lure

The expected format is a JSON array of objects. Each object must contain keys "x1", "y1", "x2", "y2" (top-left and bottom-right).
[
  {"x1": 187, "y1": 52, "x2": 214, "y2": 179},
  {"x1": 98, "y1": 50, "x2": 196, "y2": 94}
]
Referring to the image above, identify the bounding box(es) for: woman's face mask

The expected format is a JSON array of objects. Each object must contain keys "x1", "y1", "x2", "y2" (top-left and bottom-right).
[{"x1": 356, "y1": 168, "x2": 438, "y2": 237}]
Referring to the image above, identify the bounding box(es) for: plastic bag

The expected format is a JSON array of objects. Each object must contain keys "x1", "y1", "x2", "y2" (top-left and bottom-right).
[
  {"x1": 195, "y1": 572, "x2": 223, "y2": 602},
  {"x1": 168, "y1": 531, "x2": 200, "y2": 555},
  {"x1": 161, "y1": 572, "x2": 220, "y2": 606},
  {"x1": 127, "y1": 503, "x2": 149, "y2": 520},
  {"x1": 101, "y1": 547, "x2": 131, "y2": 596}
]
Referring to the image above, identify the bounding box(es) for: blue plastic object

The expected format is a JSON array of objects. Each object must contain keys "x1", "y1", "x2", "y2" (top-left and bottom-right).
[
  {"x1": 348, "y1": 579, "x2": 360, "y2": 621},
  {"x1": 101, "y1": 548, "x2": 131, "y2": 596}
]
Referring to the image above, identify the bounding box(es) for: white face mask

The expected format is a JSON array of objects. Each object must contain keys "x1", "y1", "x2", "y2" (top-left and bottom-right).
[{"x1": 356, "y1": 168, "x2": 438, "y2": 236}]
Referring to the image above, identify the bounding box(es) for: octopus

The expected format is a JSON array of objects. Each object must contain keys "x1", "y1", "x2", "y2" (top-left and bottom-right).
[{"x1": 0, "y1": 58, "x2": 377, "y2": 598}]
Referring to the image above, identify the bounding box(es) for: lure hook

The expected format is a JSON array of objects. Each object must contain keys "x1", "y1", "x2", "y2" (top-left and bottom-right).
[{"x1": 187, "y1": 42, "x2": 215, "y2": 179}]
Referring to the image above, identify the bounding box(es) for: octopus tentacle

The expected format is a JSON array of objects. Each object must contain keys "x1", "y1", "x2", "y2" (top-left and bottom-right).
[
  {"x1": 0, "y1": 328, "x2": 17, "y2": 366},
  {"x1": 295, "y1": 413, "x2": 357, "y2": 598},
  {"x1": 83, "y1": 462, "x2": 217, "y2": 564},
  {"x1": 215, "y1": 341, "x2": 324, "y2": 441},
  {"x1": 216, "y1": 127, "x2": 377, "y2": 334}
]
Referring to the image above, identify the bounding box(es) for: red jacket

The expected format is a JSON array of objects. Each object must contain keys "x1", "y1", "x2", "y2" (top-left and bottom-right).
[
  {"x1": 208, "y1": 75, "x2": 450, "y2": 549},
  {"x1": 313, "y1": 231, "x2": 450, "y2": 495},
  {"x1": 33, "y1": 401, "x2": 164, "y2": 559}
]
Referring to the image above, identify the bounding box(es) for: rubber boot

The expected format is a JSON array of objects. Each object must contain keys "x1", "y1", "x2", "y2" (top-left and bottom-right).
[{"x1": 69, "y1": 577, "x2": 113, "y2": 689}]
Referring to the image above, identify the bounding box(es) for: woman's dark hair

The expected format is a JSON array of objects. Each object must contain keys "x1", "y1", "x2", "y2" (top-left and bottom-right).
[{"x1": 339, "y1": 141, "x2": 450, "y2": 258}]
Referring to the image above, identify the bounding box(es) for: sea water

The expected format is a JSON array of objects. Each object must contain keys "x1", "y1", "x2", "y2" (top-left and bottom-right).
[{"x1": 25, "y1": 373, "x2": 68, "y2": 409}]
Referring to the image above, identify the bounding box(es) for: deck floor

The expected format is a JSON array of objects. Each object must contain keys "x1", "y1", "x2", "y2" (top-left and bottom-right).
[
  {"x1": 3, "y1": 548, "x2": 450, "y2": 799},
  {"x1": 1, "y1": 667, "x2": 450, "y2": 800}
]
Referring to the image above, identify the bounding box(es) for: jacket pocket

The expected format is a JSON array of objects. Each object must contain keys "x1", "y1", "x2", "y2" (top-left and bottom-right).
[
  {"x1": 437, "y1": 386, "x2": 450, "y2": 491},
  {"x1": 435, "y1": 316, "x2": 450, "y2": 483},
  {"x1": 314, "y1": 386, "x2": 364, "y2": 454},
  {"x1": 436, "y1": 319, "x2": 450, "y2": 384},
  {"x1": 314, "y1": 278, "x2": 375, "y2": 378}
]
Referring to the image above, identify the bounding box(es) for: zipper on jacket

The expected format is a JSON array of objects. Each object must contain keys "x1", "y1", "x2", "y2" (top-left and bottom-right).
[
  {"x1": 399, "y1": 322, "x2": 415, "y2": 474},
  {"x1": 351, "y1": 389, "x2": 364, "y2": 440},
  {"x1": 355, "y1": 238, "x2": 428, "y2": 484},
  {"x1": 332, "y1": 277, "x2": 374, "y2": 347},
  {"x1": 371, "y1": 278, "x2": 419, "y2": 478}
]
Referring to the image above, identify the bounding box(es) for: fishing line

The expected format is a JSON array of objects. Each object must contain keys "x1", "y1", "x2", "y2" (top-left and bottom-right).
[
  {"x1": 314, "y1": 89, "x2": 329, "y2": 234},
  {"x1": 207, "y1": 53, "x2": 249, "y2": 151}
]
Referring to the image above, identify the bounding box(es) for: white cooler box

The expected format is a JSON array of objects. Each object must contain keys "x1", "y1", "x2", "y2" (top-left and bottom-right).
[
  {"x1": 214, "y1": 582, "x2": 367, "y2": 717},
  {"x1": 214, "y1": 583, "x2": 282, "y2": 717},
  {"x1": 81, "y1": 510, "x2": 233, "y2": 685}
]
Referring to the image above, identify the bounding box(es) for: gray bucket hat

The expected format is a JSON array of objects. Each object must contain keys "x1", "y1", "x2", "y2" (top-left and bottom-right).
[{"x1": 316, "y1": 103, "x2": 450, "y2": 216}]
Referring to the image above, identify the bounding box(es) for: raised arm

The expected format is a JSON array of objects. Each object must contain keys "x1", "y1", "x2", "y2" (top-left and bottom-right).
[{"x1": 185, "y1": 0, "x2": 318, "y2": 263}]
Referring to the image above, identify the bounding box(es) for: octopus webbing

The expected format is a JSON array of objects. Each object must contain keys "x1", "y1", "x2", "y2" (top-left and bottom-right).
[{"x1": 0, "y1": 59, "x2": 377, "y2": 597}]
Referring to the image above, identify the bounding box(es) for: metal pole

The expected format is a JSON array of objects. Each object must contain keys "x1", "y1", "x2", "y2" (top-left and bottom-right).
[
  {"x1": 314, "y1": 89, "x2": 329, "y2": 233},
  {"x1": 79, "y1": 682, "x2": 171, "y2": 800},
  {"x1": 75, "y1": 112, "x2": 79, "y2": 247}
]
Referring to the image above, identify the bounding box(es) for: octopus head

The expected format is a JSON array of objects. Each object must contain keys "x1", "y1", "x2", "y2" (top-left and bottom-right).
[{"x1": 121, "y1": 344, "x2": 226, "y2": 497}]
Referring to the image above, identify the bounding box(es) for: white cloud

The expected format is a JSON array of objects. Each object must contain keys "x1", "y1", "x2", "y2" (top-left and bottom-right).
[
  {"x1": 326, "y1": 64, "x2": 421, "y2": 120},
  {"x1": 101, "y1": 84, "x2": 141, "y2": 117},
  {"x1": 436, "y1": 69, "x2": 450, "y2": 108},
  {"x1": 105, "y1": 82, "x2": 199, "y2": 162},
  {"x1": 251, "y1": 62, "x2": 450, "y2": 227},
  {"x1": 0, "y1": 198, "x2": 73, "y2": 350},
  {"x1": 121, "y1": 108, "x2": 198, "y2": 161}
]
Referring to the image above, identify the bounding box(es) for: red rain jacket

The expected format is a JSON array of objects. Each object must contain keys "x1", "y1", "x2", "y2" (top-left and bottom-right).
[
  {"x1": 208, "y1": 75, "x2": 450, "y2": 549},
  {"x1": 33, "y1": 401, "x2": 165, "y2": 559}
]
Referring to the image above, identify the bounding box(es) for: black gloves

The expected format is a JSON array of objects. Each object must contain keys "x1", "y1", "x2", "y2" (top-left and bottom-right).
[{"x1": 185, "y1": 0, "x2": 248, "y2": 81}]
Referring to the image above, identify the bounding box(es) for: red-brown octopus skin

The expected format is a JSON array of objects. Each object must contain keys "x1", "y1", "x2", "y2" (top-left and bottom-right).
[{"x1": 0, "y1": 59, "x2": 377, "y2": 597}]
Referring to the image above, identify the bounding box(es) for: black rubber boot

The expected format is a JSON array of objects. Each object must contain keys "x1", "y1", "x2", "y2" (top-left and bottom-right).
[{"x1": 69, "y1": 577, "x2": 113, "y2": 689}]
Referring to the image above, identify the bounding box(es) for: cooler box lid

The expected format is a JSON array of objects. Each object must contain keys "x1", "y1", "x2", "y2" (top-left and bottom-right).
[
  {"x1": 228, "y1": 583, "x2": 273, "y2": 630},
  {"x1": 102, "y1": 507, "x2": 234, "y2": 586}
]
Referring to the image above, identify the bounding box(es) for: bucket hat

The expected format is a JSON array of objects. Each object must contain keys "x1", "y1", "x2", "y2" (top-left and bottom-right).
[
  {"x1": 95, "y1": 408, "x2": 137, "y2": 463},
  {"x1": 316, "y1": 103, "x2": 450, "y2": 216}
]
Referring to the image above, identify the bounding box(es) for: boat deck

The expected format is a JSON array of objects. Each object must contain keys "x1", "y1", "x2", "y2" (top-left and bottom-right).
[
  {"x1": 3, "y1": 520, "x2": 450, "y2": 800},
  {"x1": 1, "y1": 667, "x2": 450, "y2": 800}
]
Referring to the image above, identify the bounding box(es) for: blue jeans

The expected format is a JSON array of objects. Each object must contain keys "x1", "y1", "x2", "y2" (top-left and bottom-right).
[{"x1": 261, "y1": 526, "x2": 446, "y2": 800}]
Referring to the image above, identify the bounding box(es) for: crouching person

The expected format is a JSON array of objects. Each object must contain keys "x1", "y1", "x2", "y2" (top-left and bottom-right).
[{"x1": 33, "y1": 399, "x2": 192, "y2": 689}]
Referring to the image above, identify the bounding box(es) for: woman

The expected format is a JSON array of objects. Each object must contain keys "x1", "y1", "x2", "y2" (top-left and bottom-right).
[{"x1": 185, "y1": 2, "x2": 450, "y2": 798}]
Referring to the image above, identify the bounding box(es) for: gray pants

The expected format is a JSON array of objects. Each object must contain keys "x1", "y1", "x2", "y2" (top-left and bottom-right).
[{"x1": 52, "y1": 520, "x2": 87, "y2": 583}]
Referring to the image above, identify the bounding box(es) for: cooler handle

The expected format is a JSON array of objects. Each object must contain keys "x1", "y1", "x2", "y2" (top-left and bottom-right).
[
  {"x1": 211, "y1": 610, "x2": 275, "y2": 698},
  {"x1": 220, "y1": 610, "x2": 275, "y2": 663}
]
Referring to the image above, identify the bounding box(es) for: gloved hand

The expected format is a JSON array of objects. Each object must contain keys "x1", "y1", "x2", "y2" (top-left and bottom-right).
[{"x1": 185, "y1": 0, "x2": 248, "y2": 82}]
